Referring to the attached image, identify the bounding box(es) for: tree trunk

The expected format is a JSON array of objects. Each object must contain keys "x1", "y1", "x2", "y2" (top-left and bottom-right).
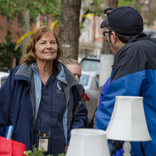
[
  {"x1": 59, "y1": 0, "x2": 81, "y2": 60},
  {"x1": 21, "y1": 9, "x2": 30, "y2": 62},
  {"x1": 101, "y1": 0, "x2": 118, "y2": 54},
  {"x1": 108, "y1": 0, "x2": 118, "y2": 9}
]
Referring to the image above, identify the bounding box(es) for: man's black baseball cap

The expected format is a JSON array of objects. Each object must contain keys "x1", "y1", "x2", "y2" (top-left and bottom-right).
[{"x1": 100, "y1": 6, "x2": 143, "y2": 36}]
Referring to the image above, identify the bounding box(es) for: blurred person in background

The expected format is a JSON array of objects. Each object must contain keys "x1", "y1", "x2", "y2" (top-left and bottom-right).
[
  {"x1": 0, "y1": 26, "x2": 88, "y2": 156},
  {"x1": 61, "y1": 58, "x2": 81, "y2": 82},
  {"x1": 95, "y1": 6, "x2": 156, "y2": 155}
]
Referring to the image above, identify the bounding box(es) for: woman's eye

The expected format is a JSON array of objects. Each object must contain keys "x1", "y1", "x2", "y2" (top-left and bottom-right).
[{"x1": 51, "y1": 41, "x2": 56, "y2": 44}]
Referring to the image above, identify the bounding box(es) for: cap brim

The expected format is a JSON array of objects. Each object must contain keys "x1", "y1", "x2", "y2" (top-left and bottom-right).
[
  {"x1": 100, "y1": 20, "x2": 107, "y2": 28},
  {"x1": 103, "y1": 8, "x2": 113, "y2": 14}
]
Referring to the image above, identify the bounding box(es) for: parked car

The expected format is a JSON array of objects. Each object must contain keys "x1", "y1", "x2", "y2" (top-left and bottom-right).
[
  {"x1": 80, "y1": 55, "x2": 101, "y2": 74},
  {"x1": 80, "y1": 71, "x2": 99, "y2": 128},
  {"x1": 0, "y1": 71, "x2": 9, "y2": 87},
  {"x1": 80, "y1": 56, "x2": 101, "y2": 128}
]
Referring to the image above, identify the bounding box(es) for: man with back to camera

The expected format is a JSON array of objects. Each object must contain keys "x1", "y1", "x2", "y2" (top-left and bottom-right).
[{"x1": 95, "y1": 6, "x2": 156, "y2": 156}]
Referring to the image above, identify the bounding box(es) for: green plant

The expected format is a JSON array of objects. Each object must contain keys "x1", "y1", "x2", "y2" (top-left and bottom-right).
[
  {"x1": 24, "y1": 147, "x2": 65, "y2": 156},
  {"x1": 58, "y1": 154, "x2": 65, "y2": 156},
  {"x1": 0, "y1": 30, "x2": 21, "y2": 69}
]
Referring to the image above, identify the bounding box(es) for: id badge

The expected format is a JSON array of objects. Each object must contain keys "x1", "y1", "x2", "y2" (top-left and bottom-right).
[{"x1": 38, "y1": 132, "x2": 50, "y2": 153}]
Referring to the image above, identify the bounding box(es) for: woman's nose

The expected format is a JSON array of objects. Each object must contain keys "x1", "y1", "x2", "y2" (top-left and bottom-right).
[{"x1": 46, "y1": 42, "x2": 52, "y2": 48}]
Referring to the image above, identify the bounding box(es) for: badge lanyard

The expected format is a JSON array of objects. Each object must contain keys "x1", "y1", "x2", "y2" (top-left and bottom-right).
[{"x1": 38, "y1": 81, "x2": 53, "y2": 153}]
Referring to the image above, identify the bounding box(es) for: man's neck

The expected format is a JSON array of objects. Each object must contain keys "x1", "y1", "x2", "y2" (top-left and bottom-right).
[{"x1": 114, "y1": 41, "x2": 126, "y2": 57}]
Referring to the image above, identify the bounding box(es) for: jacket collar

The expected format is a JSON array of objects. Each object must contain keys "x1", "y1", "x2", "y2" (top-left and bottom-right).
[{"x1": 127, "y1": 32, "x2": 147, "y2": 43}]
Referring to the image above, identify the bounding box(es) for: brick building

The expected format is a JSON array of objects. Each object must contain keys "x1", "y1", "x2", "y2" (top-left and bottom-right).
[
  {"x1": 0, "y1": 14, "x2": 58, "y2": 44},
  {"x1": 0, "y1": 14, "x2": 22, "y2": 43}
]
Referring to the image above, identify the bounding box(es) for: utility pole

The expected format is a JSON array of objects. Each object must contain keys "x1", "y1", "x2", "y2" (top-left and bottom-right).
[
  {"x1": 101, "y1": 0, "x2": 118, "y2": 54},
  {"x1": 21, "y1": 9, "x2": 30, "y2": 61}
]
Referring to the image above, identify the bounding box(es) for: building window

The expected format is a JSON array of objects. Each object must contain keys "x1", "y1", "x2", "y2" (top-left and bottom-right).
[
  {"x1": 18, "y1": 15, "x2": 22, "y2": 26},
  {"x1": 7, "y1": 17, "x2": 11, "y2": 24},
  {"x1": 43, "y1": 16, "x2": 48, "y2": 25}
]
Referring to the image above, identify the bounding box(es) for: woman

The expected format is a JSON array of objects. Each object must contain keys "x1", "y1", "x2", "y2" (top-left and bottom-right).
[
  {"x1": 0, "y1": 26, "x2": 88, "y2": 156},
  {"x1": 61, "y1": 58, "x2": 81, "y2": 82}
]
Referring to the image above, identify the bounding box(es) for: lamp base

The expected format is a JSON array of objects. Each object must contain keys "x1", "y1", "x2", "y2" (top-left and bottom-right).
[{"x1": 123, "y1": 141, "x2": 131, "y2": 156}]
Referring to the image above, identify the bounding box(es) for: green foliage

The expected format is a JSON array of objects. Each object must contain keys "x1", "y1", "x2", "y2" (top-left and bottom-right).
[
  {"x1": 80, "y1": 0, "x2": 104, "y2": 31},
  {"x1": 24, "y1": 147, "x2": 45, "y2": 156},
  {"x1": 0, "y1": 30, "x2": 21, "y2": 69},
  {"x1": 118, "y1": 0, "x2": 136, "y2": 7},
  {"x1": 82, "y1": 0, "x2": 104, "y2": 16},
  {"x1": 118, "y1": 0, "x2": 156, "y2": 26},
  {"x1": 0, "y1": 0, "x2": 61, "y2": 20},
  {"x1": 24, "y1": 147, "x2": 65, "y2": 156},
  {"x1": 92, "y1": 0, "x2": 105, "y2": 16},
  {"x1": 58, "y1": 154, "x2": 65, "y2": 156},
  {"x1": 118, "y1": 0, "x2": 143, "y2": 15},
  {"x1": 0, "y1": 0, "x2": 23, "y2": 18}
]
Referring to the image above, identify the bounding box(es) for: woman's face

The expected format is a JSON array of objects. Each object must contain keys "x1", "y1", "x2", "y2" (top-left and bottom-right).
[
  {"x1": 66, "y1": 64, "x2": 81, "y2": 82},
  {"x1": 35, "y1": 32, "x2": 58, "y2": 62}
]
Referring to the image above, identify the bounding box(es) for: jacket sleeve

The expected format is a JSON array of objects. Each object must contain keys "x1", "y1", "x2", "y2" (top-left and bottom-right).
[
  {"x1": 67, "y1": 85, "x2": 88, "y2": 144},
  {"x1": 67, "y1": 101, "x2": 88, "y2": 145},
  {"x1": 0, "y1": 69, "x2": 16, "y2": 136},
  {"x1": 71, "y1": 101, "x2": 88, "y2": 128},
  {"x1": 71, "y1": 84, "x2": 88, "y2": 128}
]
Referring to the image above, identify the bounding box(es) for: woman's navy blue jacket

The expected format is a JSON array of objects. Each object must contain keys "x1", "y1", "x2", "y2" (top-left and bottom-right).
[
  {"x1": 0, "y1": 61, "x2": 88, "y2": 152},
  {"x1": 95, "y1": 33, "x2": 156, "y2": 156}
]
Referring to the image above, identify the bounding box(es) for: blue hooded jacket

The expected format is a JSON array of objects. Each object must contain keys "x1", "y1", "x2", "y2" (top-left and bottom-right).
[
  {"x1": 0, "y1": 61, "x2": 88, "y2": 155},
  {"x1": 95, "y1": 33, "x2": 156, "y2": 156}
]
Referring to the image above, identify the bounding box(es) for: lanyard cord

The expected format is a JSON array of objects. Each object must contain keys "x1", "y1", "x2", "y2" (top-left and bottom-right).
[{"x1": 39, "y1": 81, "x2": 53, "y2": 135}]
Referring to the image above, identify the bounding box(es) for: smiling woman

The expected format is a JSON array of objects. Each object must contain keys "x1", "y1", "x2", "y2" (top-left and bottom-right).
[
  {"x1": 35, "y1": 33, "x2": 58, "y2": 62},
  {"x1": 23, "y1": 26, "x2": 62, "y2": 64},
  {"x1": 0, "y1": 25, "x2": 88, "y2": 156},
  {"x1": 23, "y1": 26, "x2": 62, "y2": 84}
]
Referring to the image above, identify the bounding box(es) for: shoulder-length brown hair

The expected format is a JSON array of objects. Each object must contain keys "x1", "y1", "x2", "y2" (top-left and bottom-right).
[{"x1": 23, "y1": 25, "x2": 63, "y2": 63}]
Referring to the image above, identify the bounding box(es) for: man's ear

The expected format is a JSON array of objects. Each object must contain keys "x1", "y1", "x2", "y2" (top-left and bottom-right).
[{"x1": 111, "y1": 32, "x2": 117, "y2": 43}]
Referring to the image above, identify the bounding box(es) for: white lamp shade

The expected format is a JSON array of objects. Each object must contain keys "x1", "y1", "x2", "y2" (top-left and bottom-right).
[
  {"x1": 106, "y1": 96, "x2": 151, "y2": 141},
  {"x1": 66, "y1": 128, "x2": 110, "y2": 156}
]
